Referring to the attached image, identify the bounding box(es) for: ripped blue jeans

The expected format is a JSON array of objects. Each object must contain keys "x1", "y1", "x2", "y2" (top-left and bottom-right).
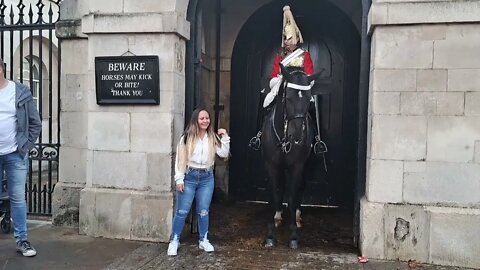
[{"x1": 171, "y1": 168, "x2": 214, "y2": 241}]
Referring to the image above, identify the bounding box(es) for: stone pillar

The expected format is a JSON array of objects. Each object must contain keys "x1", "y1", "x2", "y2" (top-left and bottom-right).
[
  {"x1": 53, "y1": 0, "x2": 189, "y2": 242},
  {"x1": 52, "y1": 0, "x2": 89, "y2": 226},
  {"x1": 361, "y1": 1, "x2": 480, "y2": 268}
]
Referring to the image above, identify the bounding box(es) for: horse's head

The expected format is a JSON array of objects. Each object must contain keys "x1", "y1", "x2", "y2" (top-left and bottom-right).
[{"x1": 280, "y1": 64, "x2": 322, "y2": 120}]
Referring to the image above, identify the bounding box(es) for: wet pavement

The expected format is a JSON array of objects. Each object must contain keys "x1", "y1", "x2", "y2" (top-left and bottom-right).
[
  {"x1": 0, "y1": 202, "x2": 477, "y2": 270},
  {"x1": 0, "y1": 220, "x2": 141, "y2": 270},
  {"x1": 108, "y1": 242, "x2": 477, "y2": 270}
]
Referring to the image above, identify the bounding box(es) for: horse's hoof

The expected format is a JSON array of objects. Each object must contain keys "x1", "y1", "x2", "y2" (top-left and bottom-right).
[
  {"x1": 265, "y1": 239, "x2": 276, "y2": 248},
  {"x1": 289, "y1": 240, "x2": 299, "y2": 249}
]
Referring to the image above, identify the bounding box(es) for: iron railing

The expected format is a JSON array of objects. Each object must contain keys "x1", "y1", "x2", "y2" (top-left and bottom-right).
[{"x1": 0, "y1": 0, "x2": 61, "y2": 216}]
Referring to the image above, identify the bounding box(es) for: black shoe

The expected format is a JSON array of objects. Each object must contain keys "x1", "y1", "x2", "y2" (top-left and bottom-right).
[{"x1": 16, "y1": 240, "x2": 37, "y2": 257}]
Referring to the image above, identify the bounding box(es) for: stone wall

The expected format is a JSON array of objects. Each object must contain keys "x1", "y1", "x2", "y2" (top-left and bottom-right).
[
  {"x1": 362, "y1": 1, "x2": 480, "y2": 268},
  {"x1": 53, "y1": 0, "x2": 190, "y2": 242}
]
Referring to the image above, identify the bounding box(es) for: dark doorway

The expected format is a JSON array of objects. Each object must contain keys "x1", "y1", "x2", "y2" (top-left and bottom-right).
[{"x1": 230, "y1": 1, "x2": 361, "y2": 208}]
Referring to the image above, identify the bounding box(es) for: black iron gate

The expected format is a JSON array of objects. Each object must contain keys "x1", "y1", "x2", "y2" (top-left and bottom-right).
[{"x1": 0, "y1": 0, "x2": 60, "y2": 216}]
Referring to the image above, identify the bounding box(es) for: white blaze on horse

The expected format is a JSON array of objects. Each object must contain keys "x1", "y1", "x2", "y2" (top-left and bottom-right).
[{"x1": 261, "y1": 64, "x2": 322, "y2": 249}]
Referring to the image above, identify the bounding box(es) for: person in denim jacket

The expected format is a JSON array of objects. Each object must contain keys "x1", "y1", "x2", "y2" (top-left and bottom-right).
[
  {"x1": 0, "y1": 58, "x2": 41, "y2": 257},
  {"x1": 167, "y1": 106, "x2": 230, "y2": 256}
]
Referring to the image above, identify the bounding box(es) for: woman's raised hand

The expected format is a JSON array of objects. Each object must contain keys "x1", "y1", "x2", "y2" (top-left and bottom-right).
[{"x1": 217, "y1": 128, "x2": 227, "y2": 136}]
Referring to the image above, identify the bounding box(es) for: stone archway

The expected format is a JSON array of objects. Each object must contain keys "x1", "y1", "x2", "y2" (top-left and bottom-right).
[
  {"x1": 184, "y1": 0, "x2": 372, "y2": 247},
  {"x1": 185, "y1": 0, "x2": 371, "y2": 251},
  {"x1": 53, "y1": 0, "x2": 374, "y2": 250}
]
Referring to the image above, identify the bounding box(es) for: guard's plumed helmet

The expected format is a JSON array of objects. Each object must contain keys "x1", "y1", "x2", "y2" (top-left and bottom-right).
[{"x1": 282, "y1": 5, "x2": 303, "y2": 47}]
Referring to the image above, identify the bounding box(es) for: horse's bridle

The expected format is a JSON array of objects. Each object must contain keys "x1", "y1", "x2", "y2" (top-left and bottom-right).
[{"x1": 273, "y1": 70, "x2": 312, "y2": 153}]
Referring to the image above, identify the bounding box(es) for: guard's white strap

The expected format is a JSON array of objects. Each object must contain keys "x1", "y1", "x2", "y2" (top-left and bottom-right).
[{"x1": 281, "y1": 48, "x2": 304, "y2": 66}]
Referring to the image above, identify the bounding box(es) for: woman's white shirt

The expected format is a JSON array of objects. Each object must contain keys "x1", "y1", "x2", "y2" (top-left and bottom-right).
[{"x1": 174, "y1": 133, "x2": 230, "y2": 184}]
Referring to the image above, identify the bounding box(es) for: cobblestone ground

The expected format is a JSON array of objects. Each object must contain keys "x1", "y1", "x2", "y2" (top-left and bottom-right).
[
  {"x1": 0, "y1": 202, "x2": 475, "y2": 270},
  {"x1": 106, "y1": 202, "x2": 476, "y2": 270},
  {"x1": 106, "y1": 243, "x2": 475, "y2": 270}
]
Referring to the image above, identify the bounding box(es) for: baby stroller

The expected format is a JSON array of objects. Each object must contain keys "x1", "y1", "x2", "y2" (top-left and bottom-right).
[{"x1": 0, "y1": 177, "x2": 12, "y2": 233}]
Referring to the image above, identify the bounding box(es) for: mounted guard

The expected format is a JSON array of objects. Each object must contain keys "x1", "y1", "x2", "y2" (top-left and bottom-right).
[
  {"x1": 250, "y1": 5, "x2": 329, "y2": 249},
  {"x1": 249, "y1": 5, "x2": 327, "y2": 161}
]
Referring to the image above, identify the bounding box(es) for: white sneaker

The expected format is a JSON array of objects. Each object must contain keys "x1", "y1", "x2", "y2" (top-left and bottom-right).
[
  {"x1": 167, "y1": 240, "x2": 179, "y2": 256},
  {"x1": 16, "y1": 240, "x2": 37, "y2": 257},
  {"x1": 198, "y1": 239, "x2": 214, "y2": 252}
]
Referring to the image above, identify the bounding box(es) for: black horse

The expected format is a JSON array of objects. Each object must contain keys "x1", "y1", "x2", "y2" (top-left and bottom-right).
[{"x1": 262, "y1": 64, "x2": 322, "y2": 249}]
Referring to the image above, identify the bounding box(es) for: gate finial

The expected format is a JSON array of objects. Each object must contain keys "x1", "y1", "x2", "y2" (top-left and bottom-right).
[
  {"x1": 35, "y1": 0, "x2": 45, "y2": 24},
  {"x1": 0, "y1": 0, "x2": 6, "y2": 26}
]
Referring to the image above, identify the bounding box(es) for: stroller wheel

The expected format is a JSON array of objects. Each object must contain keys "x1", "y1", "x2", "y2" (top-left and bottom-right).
[{"x1": 1, "y1": 218, "x2": 11, "y2": 233}]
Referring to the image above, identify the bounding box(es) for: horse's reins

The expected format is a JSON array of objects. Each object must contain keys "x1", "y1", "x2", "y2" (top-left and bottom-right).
[{"x1": 274, "y1": 71, "x2": 312, "y2": 153}]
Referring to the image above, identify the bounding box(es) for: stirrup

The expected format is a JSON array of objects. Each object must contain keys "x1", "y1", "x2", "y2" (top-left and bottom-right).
[
  {"x1": 313, "y1": 135, "x2": 327, "y2": 155},
  {"x1": 248, "y1": 131, "x2": 262, "y2": 151},
  {"x1": 313, "y1": 135, "x2": 328, "y2": 172}
]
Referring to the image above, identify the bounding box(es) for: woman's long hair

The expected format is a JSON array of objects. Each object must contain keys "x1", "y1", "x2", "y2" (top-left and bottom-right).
[{"x1": 177, "y1": 107, "x2": 221, "y2": 171}]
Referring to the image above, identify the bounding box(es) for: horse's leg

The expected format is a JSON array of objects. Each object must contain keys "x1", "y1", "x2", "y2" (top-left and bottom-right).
[
  {"x1": 295, "y1": 172, "x2": 306, "y2": 228},
  {"x1": 274, "y1": 209, "x2": 283, "y2": 228},
  {"x1": 265, "y1": 164, "x2": 282, "y2": 248},
  {"x1": 296, "y1": 208, "x2": 302, "y2": 228},
  {"x1": 274, "y1": 169, "x2": 285, "y2": 228},
  {"x1": 287, "y1": 165, "x2": 304, "y2": 249},
  {"x1": 265, "y1": 189, "x2": 275, "y2": 248}
]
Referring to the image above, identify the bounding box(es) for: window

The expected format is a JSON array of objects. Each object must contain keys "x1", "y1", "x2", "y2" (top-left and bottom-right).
[{"x1": 18, "y1": 57, "x2": 40, "y2": 108}]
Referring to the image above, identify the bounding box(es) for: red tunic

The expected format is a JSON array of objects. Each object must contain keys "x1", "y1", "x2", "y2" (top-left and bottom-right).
[{"x1": 270, "y1": 51, "x2": 314, "y2": 79}]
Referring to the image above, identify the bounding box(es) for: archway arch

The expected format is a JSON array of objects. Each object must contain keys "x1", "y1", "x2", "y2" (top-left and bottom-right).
[{"x1": 13, "y1": 35, "x2": 60, "y2": 145}]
